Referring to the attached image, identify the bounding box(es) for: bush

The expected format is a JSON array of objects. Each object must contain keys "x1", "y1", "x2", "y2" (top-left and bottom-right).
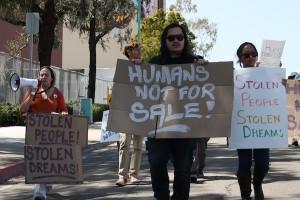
[
  {"x1": 0, "y1": 103, "x2": 24, "y2": 127},
  {"x1": 0, "y1": 102, "x2": 110, "y2": 126},
  {"x1": 67, "y1": 101, "x2": 80, "y2": 115},
  {"x1": 93, "y1": 103, "x2": 109, "y2": 122}
]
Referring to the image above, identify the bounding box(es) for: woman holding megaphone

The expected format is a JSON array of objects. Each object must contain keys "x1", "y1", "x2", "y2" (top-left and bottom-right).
[
  {"x1": 20, "y1": 66, "x2": 68, "y2": 200},
  {"x1": 20, "y1": 66, "x2": 68, "y2": 115}
]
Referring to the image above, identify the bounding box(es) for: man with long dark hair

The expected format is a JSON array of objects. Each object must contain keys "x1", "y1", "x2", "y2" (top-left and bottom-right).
[{"x1": 147, "y1": 22, "x2": 207, "y2": 200}]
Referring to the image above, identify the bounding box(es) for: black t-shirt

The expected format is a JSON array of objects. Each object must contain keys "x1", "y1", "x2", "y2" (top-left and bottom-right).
[{"x1": 149, "y1": 53, "x2": 203, "y2": 65}]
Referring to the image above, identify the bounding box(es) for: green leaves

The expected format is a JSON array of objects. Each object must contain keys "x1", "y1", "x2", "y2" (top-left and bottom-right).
[
  {"x1": 141, "y1": 9, "x2": 195, "y2": 61},
  {"x1": 141, "y1": 0, "x2": 217, "y2": 60}
]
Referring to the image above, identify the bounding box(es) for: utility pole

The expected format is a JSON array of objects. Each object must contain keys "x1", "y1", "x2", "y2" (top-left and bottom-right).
[{"x1": 25, "y1": 13, "x2": 39, "y2": 78}]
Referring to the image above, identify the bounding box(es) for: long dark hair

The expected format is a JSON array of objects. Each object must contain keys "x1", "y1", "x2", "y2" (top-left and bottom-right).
[
  {"x1": 159, "y1": 22, "x2": 192, "y2": 62},
  {"x1": 236, "y1": 42, "x2": 258, "y2": 67}
]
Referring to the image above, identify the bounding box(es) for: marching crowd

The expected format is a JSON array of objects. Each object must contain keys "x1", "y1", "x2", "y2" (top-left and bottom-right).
[{"x1": 21, "y1": 22, "x2": 297, "y2": 200}]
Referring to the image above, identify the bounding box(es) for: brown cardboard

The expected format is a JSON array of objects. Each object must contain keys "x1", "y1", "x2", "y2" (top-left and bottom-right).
[
  {"x1": 25, "y1": 113, "x2": 88, "y2": 147},
  {"x1": 107, "y1": 59, "x2": 233, "y2": 138},
  {"x1": 24, "y1": 113, "x2": 88, "y2": 183},
  {"x1": 286, "y1": 79, "x2": 300, "y2": 138},
  {"x1": 24, "y1": 144, "x2": 82, "y2": 184}
]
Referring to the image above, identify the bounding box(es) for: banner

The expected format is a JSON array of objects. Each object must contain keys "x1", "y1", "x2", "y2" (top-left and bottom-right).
[
  {"x1": 107, "y1": 59, "x2": 233, "y2": 138},
  {"x1": 229, "y1": 67, "x2": 288, "y2": 149},
  {"x1": 286, "y1": 79, "x2": 300, "y2": 139},
  {"x1": 25, "y1": 113, "x2": 88, "y2": 184},
  {"x1": 100, "y1": 110, "x2": 119, "y2": 142}
]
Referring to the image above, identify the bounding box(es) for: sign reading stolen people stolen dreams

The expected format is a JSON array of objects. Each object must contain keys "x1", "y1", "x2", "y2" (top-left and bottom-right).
[
  {"x1": 24, "y1": 113, "x2": 88, "y2": 184},
  {"x1": 229, "y1": 67, "x2": 288, "y2": 149},
  {"x1": 286, "y1": 79, "x2": 300, "y2": 139},
  {"x1": 107, "y1": 59, "x2": 234, "y2": 138}
]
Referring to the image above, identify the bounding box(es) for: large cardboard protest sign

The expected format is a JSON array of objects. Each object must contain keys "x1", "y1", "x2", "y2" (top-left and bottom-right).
[
  {"x1": 107, "y1": 59, "x2": 233, "y2": 138},
  {"x1": 24, "y1": 144, "x2": 82, "y2": 183},
  {"x1": 286, "y1": 79, "x2": 300, "y2": 139},
  {"x1": 25, "y1": 113, "x2": 88, "y2": 184},
  {"x1": 229, "y1": 67, "x2": 288, "y2": 149},
  {"x1": 25, "y1": 113, "x2": 88, "y2": 147}
]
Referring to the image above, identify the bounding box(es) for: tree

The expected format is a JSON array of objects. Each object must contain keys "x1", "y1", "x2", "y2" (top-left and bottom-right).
[
  {"x1": 65, "y1": 0, "x2": 135, "y2": 103},
  {"x1": 1, "y1": 0, "x2": 136, "y2": 102},
  {"x1": 169, "y1": 0, "x2": 217, "y2": 57},
  {"x1": 6, "y1": 30, "x2": 28, "y2": 57},
  {"x1": 141, "y1": 9, "x2": 195, "y2": 62},
  {"x1": 0, "y1": 0, "x2": 65, "y2": 68},
  {"x1": 141, "y1": 0, "x2": 217, "y2": 61}
]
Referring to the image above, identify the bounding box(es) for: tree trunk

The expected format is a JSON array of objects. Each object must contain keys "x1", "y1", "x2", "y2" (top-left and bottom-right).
[
  {"x1": 35, "y1": 0, "x2": 58, "y2": 68},
  {"x1": 88, "y1": 17, "x2": 96, "y2": 103}
]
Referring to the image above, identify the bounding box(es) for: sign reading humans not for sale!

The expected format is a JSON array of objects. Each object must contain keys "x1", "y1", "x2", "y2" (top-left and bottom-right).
[{"x1": 107, "y1": 59, "x2": 233, "y2": 138}]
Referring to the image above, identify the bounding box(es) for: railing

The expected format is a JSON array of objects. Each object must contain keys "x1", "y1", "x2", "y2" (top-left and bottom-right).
[{"x1": 0, "y1": 51, "x2": 112, "y2": 106}]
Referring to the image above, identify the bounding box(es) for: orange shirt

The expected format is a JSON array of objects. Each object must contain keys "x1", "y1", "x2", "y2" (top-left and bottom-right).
[{"x1": 24, "y1": 87, "x2": 68, "y2": 114}]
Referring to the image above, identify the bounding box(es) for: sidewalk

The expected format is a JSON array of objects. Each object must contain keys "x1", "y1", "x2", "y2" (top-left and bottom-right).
[
  {"x1": 1, "y1": 126, "x2": 300, "y2": 199},
  {"x1": 0, "y1": 137, "x2": 300, "y2": 199},
  {"x1": 0, "y1": 122, "x2": 105, "y2": 183}
]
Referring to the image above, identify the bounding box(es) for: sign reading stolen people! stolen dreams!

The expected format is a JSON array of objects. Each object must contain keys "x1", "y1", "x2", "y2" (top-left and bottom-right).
[
  {"x1": 24, "y1": 113, "x2": 88, "y2": 184},
  {"x1": 107, "y1": 59, "x2": 233, "y2": 138},
  {"x1": 229, "y1": 67, "x2": 288, "y2": 149}
]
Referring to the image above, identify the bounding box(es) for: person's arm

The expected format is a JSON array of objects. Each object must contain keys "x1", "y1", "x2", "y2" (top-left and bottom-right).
[
  {"x1": 19, "y1": 90, "x2": 34, "y2": 114},
  {"x1": 56, "y1": 88, "x2": 68, "y2": 115}
]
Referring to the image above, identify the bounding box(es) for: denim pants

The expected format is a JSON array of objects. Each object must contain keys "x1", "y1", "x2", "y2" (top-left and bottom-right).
[
  {"x1": 147, "y1": 138, "x2": 195, "y2": 200},
  {"x1": 237, "y1": 148, "x2": 270, "y2": 174}
]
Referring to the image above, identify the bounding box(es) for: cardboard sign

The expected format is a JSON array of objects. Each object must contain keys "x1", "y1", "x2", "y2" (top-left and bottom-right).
[
  {"x1": 229, "y1": 67, "x2": 288, "y2": 149},
  {"x1": 100, "y1": 110, "x2": 119, "y2": 142},
  {"x1": 24, "y1": 144, "x2": 82, "y2": 184},
  {"x1": 25, "y1": 113, "x2": 88, "y2": 184},
  {"x1": 26, "y1": 113, "x2": 88, "y2": 147},
  {"x1": 286, "y1": 79, "x2": 300, "y2": 139},
  {"x1": 259, "y1": 40, "x2": 285, "y2": 67},
  {"x1": 107, "y1": 59, "x2": 234, "y2": 138}
]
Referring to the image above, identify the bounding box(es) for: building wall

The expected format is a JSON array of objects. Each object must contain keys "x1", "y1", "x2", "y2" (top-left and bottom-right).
[
  {"x1": 62, "y1": 0, "x2": 164, "y2": 70},
  {"x1": 0, "y1": 20, "x2": 62, "y2": 68},
  {"x1": 62, "y1": 27, "x2": 128, "y2": 70},
  {"x1": 0, "y1": 0, "x2": 164, "y2": 70}
]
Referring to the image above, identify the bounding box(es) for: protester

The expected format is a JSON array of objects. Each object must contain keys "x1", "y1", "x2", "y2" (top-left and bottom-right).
[
  {"x1": 235, "y1": 42, "x2": 269, "y2": 200},
  {"x1": 190, "y1": 138, "x2": 209, "y2": 183},
  {"x1": 20, "y1": 66, "x2": 68, "y2": 200},
  {"x1": 287, "y1": 72, "x2": 300, "y2": 147},
  {"x1": 115, "y1": 43, "x2": 144, "y2": 186},
  {"x1": 147, "y1": 22, "x2": 208, "y2": 200}
]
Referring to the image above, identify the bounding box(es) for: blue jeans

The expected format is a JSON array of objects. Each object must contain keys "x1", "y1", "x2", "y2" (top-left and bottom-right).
[
  {"x1": 237, "y1": 149, "x2": 270, "y2": 174},
  {"x1": 147, "y1": 138, "x2": 195, "y2": 200}
]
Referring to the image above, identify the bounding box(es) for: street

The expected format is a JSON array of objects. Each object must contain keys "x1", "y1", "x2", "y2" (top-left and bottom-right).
[{"x1": 0, "y1": 126, "x2": 300, "y2": 199}]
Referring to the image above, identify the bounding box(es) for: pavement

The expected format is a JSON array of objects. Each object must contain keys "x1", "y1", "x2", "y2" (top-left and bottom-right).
[
  {"x1": 0, "y1": 124, "x2": 300, "y2": 199},
  {"x1": 0, "y1": 122, "x2": 106, "y2": 184}
]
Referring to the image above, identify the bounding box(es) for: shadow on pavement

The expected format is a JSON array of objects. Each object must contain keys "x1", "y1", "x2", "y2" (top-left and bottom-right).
[{"x1": 1, "y1": 140, "x2": 300, "y2": 199}]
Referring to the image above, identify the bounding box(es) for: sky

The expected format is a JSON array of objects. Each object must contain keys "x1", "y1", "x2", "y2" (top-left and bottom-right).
[{"x1": 166, "y1": 0, "x2": 300, "y2": 76}]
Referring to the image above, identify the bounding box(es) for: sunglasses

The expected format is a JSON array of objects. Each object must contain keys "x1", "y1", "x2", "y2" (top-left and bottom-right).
[
  {"x1": 242, "y1": 52, "x2": 258, "y2": 59},
  {"x1": 167, "y1": 34, "x2": 184, "y2": 42}
]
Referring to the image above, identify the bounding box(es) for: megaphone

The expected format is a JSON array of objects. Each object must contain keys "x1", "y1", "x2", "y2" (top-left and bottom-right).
[{"x1": 10, "y1": 73, "x2": 38, "y2": 92}]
